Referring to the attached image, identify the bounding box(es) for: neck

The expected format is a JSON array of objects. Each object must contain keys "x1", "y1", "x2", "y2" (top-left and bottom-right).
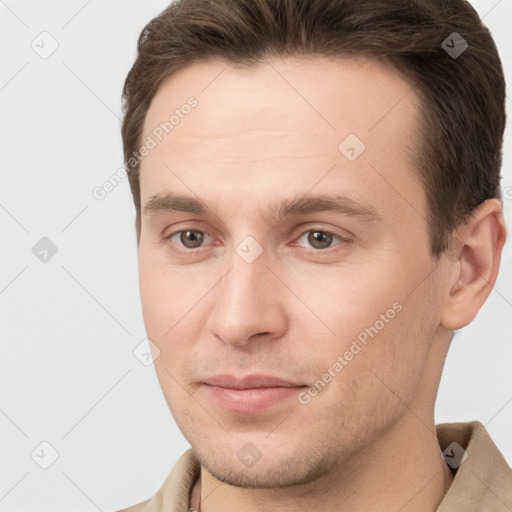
[{"x1": 191, "y1": 412, "x2": 454, "y2": 512}]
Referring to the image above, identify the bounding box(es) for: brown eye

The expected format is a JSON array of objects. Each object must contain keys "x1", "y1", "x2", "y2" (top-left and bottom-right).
[
  {"x1": 179, "y1": 230, "x2": 205, "y2": 249},
  {"x1": 164, "y1": 228, "x2": 215, "y2": 253},
  {"x1": 307, "y1": 230, "x2": 334, "y2": 250},
  {"x1": 296, "y1": 229, "x2": 345, "y2": 251}
]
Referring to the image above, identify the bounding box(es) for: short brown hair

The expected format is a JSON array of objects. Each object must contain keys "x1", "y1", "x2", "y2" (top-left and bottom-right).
[{"x1": 121, "y1": 0, "x2": 506, "y2": 256}]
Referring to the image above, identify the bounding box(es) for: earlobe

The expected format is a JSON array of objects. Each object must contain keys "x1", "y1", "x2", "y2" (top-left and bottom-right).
[{"x1": 440, "y1": 199, "x2": 507, "y2": 331}]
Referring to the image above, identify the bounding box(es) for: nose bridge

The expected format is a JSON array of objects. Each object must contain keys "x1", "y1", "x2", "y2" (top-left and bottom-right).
[{"x1": 206, "y1": 244, "x2": 286, "y2": 346}]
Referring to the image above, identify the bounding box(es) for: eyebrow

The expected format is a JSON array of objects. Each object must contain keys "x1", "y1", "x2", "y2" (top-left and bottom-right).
[{"x1": 142, "y1": 192, "x2": 382, "y2": 222}]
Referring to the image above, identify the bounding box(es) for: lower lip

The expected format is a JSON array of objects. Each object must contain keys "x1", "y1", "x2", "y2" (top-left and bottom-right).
[{"x1": 204, "y1": 384, "x2": 306, "y2": 414}]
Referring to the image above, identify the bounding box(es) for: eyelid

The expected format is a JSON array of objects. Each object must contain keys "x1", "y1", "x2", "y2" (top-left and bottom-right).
[
  {"x1": 292, "y1": 223, "x2": 353, "y2": 240},
  {"x1": 164, "y1": 228, "x2": 214, "y2": 252},
  {"x1": 290, "y1": 226, "x2": 352, "y2": 252},
  {"x1": 164, "y1": 224, "x2": 353, "y2": 253}
]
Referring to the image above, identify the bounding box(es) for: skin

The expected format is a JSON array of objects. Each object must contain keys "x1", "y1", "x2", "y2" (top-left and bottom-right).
[{"x1": 137, "y1": 56, "x2": 506, "y2": 512}]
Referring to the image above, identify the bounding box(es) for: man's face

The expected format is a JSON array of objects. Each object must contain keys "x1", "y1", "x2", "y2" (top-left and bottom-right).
[{"x1": 138, "y1": 57, "x2": 450, "y2": 487}]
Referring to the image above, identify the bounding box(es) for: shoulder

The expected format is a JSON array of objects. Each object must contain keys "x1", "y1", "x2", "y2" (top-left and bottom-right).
[
  {"x1": 436, "y1": 421, "x2": 512, "y2": 511},
  {"x1": 115, "y1": 500, "x2": 151, "y2": 512},
  {"x1": 114, "y1": 449, "x2": 200, "y2": 512}
]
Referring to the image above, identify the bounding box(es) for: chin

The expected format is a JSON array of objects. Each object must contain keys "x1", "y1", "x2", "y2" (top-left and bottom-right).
[{"x1": 193, "y1": 437, "x2": 335, "y2": 489}]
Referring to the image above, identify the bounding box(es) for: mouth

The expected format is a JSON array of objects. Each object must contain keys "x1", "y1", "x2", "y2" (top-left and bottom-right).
[{"x1": 202, "y1": 374, "x2": 308, "y2": 414}]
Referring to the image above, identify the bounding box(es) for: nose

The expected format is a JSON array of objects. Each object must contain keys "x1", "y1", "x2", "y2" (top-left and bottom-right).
[{"x1": 205, "y1": 248, "x2": 288, "y2": 348}]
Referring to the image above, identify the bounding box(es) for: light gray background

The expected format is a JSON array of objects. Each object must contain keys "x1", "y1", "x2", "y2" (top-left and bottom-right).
[{"x1": 0, "y1": 1, "x2": 511, "y2": 511}]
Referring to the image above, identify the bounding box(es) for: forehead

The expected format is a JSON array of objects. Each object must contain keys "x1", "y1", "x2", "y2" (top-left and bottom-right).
[
  {"x1": 143, "y1": 55, "x2": 420, "y2": 142},
  {"x1": 139, "y1": 55, "x2": 425, "y2": 223}
]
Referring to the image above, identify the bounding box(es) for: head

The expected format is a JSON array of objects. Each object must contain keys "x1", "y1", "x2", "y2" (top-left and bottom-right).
[{"x1": 122, "y1": 0, "x2": 507, "y2": 489}]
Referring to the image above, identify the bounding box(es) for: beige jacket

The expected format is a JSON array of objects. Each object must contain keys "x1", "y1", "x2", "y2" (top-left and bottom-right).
[{"x1": 117, "y1": 421, "x2": 512, "y2": 511}]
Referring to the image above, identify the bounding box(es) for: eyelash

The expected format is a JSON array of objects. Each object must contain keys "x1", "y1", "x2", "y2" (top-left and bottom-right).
[{"x1": 162, "y1": 227, "x2": 351, "y2": 255}]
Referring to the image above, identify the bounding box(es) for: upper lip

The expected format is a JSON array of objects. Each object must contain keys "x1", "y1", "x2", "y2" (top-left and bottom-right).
[{"x1": 203, "y1": 374, "x2": 305, "y2": 389}]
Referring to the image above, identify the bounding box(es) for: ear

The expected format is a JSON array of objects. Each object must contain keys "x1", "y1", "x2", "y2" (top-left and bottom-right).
[{"x1": 440, "y1": 198, "x2": 507, "y2": 331}]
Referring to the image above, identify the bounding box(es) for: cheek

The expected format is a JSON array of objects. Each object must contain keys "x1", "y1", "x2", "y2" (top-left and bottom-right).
[
  {"x1": 138, "y1": 241, "x2": 187, "y2": 325},
  {"x1": 289, "y1": 261, "x2": 402, "y2": 341},
  {"x1": 290, "y1": 259, "x2": 434, "y2": 398},
  {"x1": 138, "y1": 254, "x2": 167, "y2": 336},
  {"x1": 297, "y1": 299, "x2": 433, "y2": 444},
  {"x1": 137, "y1": 247, "x2": 215, "y2": 365},
  {"x1": 138, "y1": 246, "x2": 182, "y2": 353}
]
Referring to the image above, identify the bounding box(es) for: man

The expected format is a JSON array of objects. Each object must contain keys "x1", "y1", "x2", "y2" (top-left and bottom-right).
[{"x1": 117, "y1": 0, "x2": 511, "y2": 510}]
